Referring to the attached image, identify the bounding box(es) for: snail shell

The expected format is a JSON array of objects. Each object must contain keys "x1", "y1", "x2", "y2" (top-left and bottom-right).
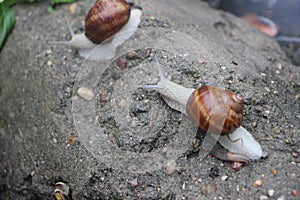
[
  {"x1": 186, "y1": 86, "x2": 243, "y2": 135},
  {"x1": 85, "y1": 0, "x2": 131, "y2": 44}
]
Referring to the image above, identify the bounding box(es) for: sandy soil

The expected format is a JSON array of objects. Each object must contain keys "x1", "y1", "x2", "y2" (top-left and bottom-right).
[{"x1": 0, "y1": 0, "x2": 299, "y2": 199}]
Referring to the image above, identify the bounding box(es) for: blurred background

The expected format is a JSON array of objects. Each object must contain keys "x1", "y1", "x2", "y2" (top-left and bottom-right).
[{"x1": 204, "y1": 0, "x2": 300, "y2": 66}]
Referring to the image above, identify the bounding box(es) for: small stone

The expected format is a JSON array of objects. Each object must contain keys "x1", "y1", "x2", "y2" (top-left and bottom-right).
[
  {"x1": 253, "y1": 179, "x2": 262, "y2": 187},
  {"x1": 126, "y1": 51, "x2": 138, "y2": 59},
  {"x1": 69, "y1": 3, "x2": 77, "y2": 15},
  {"x1": 221, "y1": 175, "x2": 228, "y2": 181},
  {"x1": 118, "y1": 98, "x2": 126, "y2": 108},
  {"x1": 78, "y1": 87, "x2": 94, "y2": 101},
  {"x1": 231, "y1": 161, "x2": 244, "y2": 171},
  {"x1": 259, "y1": 195, "x2": 268, "y2": 200},
  {"x1": 129, "y1": 178, "x2": 138, "y2": 187},
  {"x1": 271, "y1": 169, "x2": 277, "y2": 175},
  {"x1": 284, "y1": 139, "x2": 290, "y2": 144},
  {"x1": 47, "y1": 60, "x2": 52, "y2": 66},
  {"x1": 276, "y1": 63, "x2": 282, "y2": 70},
  {"x1": 268, "y1": 189, "x2": 274, "y2": 197},
  {"x1": 164, "y1": 160, "x2": 177, "y2": 175},
  {"x1": 291, "y1": 189, "x2": 299, "y2": 197},
  {"x1": 46, "y1": 49, "x2": 52, "y2": 54},
  {"x1": 67, "y1": 133, "x2": 76, "y2": 145},
  {"x1": 264, "y1": 87, "x2": 271, "y2": 93},
  {"x1": 291, "y1": 151, "x2": 298, "y2": 158},
  {"x1": 251, "y1": 121, "x2": 257, "y2": 128},
  {"x1": 277, "y1": 195, "x2": 285, "y2": 200},
  {"x1": 260, "y1": 72, "x2": 267, "y2": 77},
  {"x1": 118, "y1": 57, "x2": 126, "y2": 69}
]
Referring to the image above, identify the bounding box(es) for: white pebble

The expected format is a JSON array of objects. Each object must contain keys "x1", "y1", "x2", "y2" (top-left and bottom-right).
[
  {"x1": 268, "y1": 189, "x2": 274, "y2": 197},
  {"x1": 78, "y1": 87, "x2": 94, "y2": 101},
  {"x1": 259, "y1": 195, "x2": 268, "y2": 200},
  {"x1": 221, "y1": 175, "x2": 228, "y2": 181}
]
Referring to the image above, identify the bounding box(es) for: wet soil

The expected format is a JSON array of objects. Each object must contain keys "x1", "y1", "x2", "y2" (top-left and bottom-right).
[{"x1": 0, "y1": 0, "x2": 299, "y2": 199}]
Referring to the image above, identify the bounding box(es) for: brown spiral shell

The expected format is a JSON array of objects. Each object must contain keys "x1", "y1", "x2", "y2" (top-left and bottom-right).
[
  {"x1": 85, "y1": 0, "x2": 131, "y2": 44},
  {"x1": 186, "y1": 86, "x2": 243, "y2": 135}
]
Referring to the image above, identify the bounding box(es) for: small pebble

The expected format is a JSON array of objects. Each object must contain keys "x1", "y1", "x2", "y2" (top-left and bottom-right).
[
  {"x1": 69, "y1": 3, "x2": 77, "y2": 14},
  {"x1": 291, "y1": 189, "x2": 299, "y2": 197},
  {"x1": 253, "y1": 179, "x2": 262, "y2": 187},
  {"x1": 67, "y1": 133, "x2": 75, "y2": 145},
  {"x1": 277, "y1": 195, "x2": 285, "y2": 200},
  {"x1": 221, "y1": 175, "x2": 228, "y2": 181},
  {"x1": 271, "y1": 169, "x2": 277, "y2": 175},
  {"x1": 259, "y1": 195, "x2": 268, "y2": 200},
  {"x1": 264, "y1": 87, "x2": 271, "y2": 93},
  {"x1": 126, "y1": 51, "x2": 138, "y2": 59},
  {"x1": 78, "y1": 87, "x2": 94, "y2": 101},
  {"x1": 268, "y1": 189, "x2": 274, "y2": 197},
  {"x1": 46, "y1": 49, "x2": 52, "y2": 54},
  {"x1": 251, "y1": 121, "x2": 257, "y2": 128},
  {"x1": 260, "y1": 72, "x2": 267, "y2": 77},
  {"x1": 231, "y1": 161, "x2": 244, "y2": 171},
  {"x1": 129, "y1": 178, "x2": 138, "y2": 187},
  {"x1": 164, "y1": 160, "x2": 177, "y2": 175},
  {"x1": 284, "y1": 139, "x2": 290, "y2": 144},
  {"x1": 118, "y1": 98, "x2": 126, "y2": 108},
  {"x1": 118, "y1": 57, "x2": 126, "y2": 69},
  {"x1": 47, "y1": 60, "x2": 52, "y2": 66},
  {"x1": 276, "y1": 63, "x2": 282, "y2": 70},
  {"x1": 291, "y1": 151, "x2": 298, "y2": 158}
]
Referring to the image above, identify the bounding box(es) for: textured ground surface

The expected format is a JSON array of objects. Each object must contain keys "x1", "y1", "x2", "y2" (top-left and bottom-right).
[{"x1": 0, "y1": 0, "x2": 299, "y2": 199}]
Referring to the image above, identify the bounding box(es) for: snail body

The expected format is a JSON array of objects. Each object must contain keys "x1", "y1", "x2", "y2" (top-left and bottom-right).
[
  {"x1": 55, "y1": 0, "x2": 142, "y2": 61},
  {"x1": 140, "y1": 61, "x2": 264, "y2": 161}
]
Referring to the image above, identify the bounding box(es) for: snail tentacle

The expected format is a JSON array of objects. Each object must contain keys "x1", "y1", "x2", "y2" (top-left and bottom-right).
[{"x1": 140, "y1": 58, "x2": 195, "y2": 115}]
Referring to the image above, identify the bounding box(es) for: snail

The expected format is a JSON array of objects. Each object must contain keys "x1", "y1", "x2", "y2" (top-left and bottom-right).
[
  {"x1": 55, "y1": 0, "x2": 142, "y2": 61},
  {"x1": 139, "y1": 57, "x2": 265, "y2": 162},
  {"x1": 54, "y1": 182, "x2": 70, "y2": 200}
]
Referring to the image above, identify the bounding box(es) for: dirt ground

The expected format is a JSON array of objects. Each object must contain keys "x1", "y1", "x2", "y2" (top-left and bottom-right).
[{"x1": 0, "y1": 0, "x2": 299, "y2": 199}]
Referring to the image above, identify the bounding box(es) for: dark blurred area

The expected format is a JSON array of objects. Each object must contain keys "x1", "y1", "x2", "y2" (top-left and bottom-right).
[{"x1": 204, "y1": 0, "x2": 300, "y2": 66}]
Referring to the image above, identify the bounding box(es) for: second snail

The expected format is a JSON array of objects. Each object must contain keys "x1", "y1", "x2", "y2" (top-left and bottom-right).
[
  {"x1": 140, "y1": 54, "x2": 266, "y2": 163},
  {"x1": 55, "y1": 0, "x2": 142, "y2": 61}
]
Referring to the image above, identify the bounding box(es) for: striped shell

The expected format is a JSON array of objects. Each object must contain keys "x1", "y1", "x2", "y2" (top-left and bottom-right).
[
  {"x1": 186, "y1": 86, "x2": 243, "y2": 135},
  {"x1": 85, "y1": 0, "x2": 131, "y2": 44}
]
